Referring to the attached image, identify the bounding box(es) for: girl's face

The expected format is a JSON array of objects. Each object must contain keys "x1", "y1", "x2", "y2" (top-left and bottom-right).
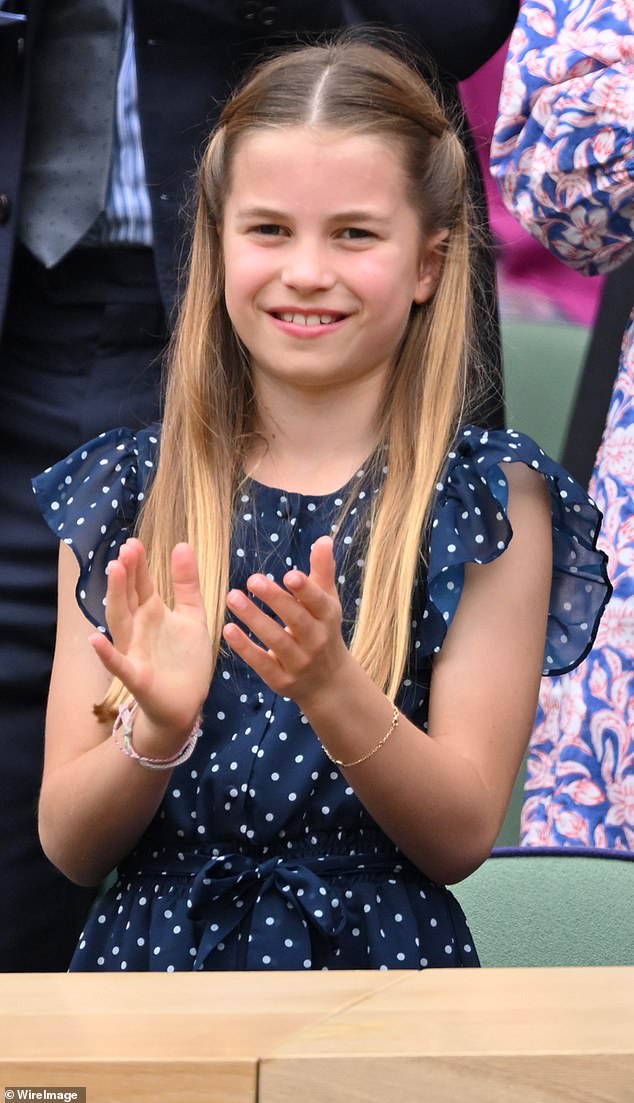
[{"x1": 221, "y1": 126, "x2": 442, "y2": 399}]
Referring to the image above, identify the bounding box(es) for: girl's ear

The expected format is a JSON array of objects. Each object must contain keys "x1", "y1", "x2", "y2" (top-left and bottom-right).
[{"x1": 413, "y1": 229, "x2": 449, "y2": 305}]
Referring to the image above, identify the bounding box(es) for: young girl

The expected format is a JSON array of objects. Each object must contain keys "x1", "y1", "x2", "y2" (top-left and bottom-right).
[{"x1": 35, "y1": 37, "x2": 610, "y2": 972}]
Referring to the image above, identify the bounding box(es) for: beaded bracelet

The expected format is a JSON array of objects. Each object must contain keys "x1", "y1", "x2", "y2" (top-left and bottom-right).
[
  {"x1": 321, "y1": 704, "x2": 400, "y2": 768},
  {"x1": 113, "y1": 701, "x2": 202, "y2": 771}
]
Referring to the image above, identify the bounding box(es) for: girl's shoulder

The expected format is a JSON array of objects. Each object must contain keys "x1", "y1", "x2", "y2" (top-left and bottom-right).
[
  {"x1": 33, "y1": 425, "x2": 161, "y2": 632},
  {"x1": 418, "y1": 425, "x2": 611, "y2": 675}
]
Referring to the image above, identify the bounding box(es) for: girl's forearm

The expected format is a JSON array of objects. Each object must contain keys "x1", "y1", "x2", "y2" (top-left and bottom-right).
[
  {"x1": 38, "y1": 731, "x2": 176, "y2": 886},
  {"x1": 299, "y1": 661, "x2": 510, "y2": 885}
]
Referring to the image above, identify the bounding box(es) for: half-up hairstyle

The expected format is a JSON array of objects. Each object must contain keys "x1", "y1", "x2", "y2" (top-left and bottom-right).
[{"x1": 99, "y1": 34, "x2": 481, "y2": 717}]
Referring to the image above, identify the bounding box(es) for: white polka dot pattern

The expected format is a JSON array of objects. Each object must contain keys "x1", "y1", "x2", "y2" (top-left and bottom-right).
[{"x1": 30, "y1": 423, "x2": 610, "y2": 972}]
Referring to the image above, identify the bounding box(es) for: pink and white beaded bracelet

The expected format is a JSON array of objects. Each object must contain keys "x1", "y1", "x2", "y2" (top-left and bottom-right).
[{"x1": 113, "y1": 701, "x2": 202, "y2": 771}]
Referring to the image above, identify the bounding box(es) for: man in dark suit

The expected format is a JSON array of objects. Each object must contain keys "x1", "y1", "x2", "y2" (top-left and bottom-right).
[{"x1": 0, "y1": 0, "x2": 518, "y2": 971}]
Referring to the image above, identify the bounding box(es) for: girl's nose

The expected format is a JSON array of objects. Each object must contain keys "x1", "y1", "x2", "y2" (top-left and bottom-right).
[{"x1": 280, "y1": 240, "x2": 336, "y2": 292}]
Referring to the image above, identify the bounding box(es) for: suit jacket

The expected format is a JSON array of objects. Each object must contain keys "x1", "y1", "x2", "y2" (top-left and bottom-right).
[{"x1": 0, "y1": 0, "x2": 519, "y2": 330}]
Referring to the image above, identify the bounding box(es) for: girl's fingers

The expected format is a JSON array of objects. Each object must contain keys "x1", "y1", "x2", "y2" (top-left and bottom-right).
[
  {"x1": 104, "y1": 558, "x2": 134, "y2": 643},
  {"x1": 246, "y1": 574, "x2": 311, "y2": 628},
  {"x1": 222, "y1": 622, "x2": 284, "y2": 686},
  {"x1": 229, "y1": 536, "x2": 341, "y2": 655},
  {"x1": 171, "y1": 543, "x2": 207, "y2": 622},
  {"x1": 246, "y1": 568, "x2": 338, "y2": 632},
  {"x1": 224, "y1": 540, "x2": 343, "y2": 692},
  {"x1": 117, "y1": 541, "x2": 137, "y2": 613},
  {"x1": 226, "y1": 588, "x2": 304, "y2": 662},
  {"x1": 308, "y1": 535, "x2": 337, "y2": 593},
  {"x1": 89, "y1": 631, "x2": 142, "y2": 693},
  {"x1": 127, "y1": 538, "x2": 155, "y2": 605},
  {"x1": 282, "y1": 571, "x2": 336, "y2": 621},
  {"x1": 280, "y1": 535, "x2": 339, "y2": 618},
  {"x1": 106, "y1": 540, "x2": 150, "y2": 638}
]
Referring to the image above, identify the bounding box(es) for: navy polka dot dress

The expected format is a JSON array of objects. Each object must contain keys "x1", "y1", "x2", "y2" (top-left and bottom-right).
[{"x1": 33, "y1": 425, "x2": 610, "y2": 972}]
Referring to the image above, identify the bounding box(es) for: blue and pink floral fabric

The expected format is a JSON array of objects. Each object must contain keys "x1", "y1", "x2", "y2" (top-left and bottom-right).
[{"x1": 491, "y1": 0, "x2": 634, "y2": 848}]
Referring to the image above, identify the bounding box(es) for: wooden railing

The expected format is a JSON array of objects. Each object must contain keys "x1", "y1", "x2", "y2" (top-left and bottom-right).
[{"x1": 2, "y1": 967, "x2": 633, "y2": 1101}]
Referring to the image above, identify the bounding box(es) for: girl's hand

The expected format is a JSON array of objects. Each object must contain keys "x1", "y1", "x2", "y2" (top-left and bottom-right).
[
  {"x1": 89, "y1": 539, "x2": 213, "y2": 737},
  {"x1": 223, "y1": 535, "x2": 350, "y2": 707}
]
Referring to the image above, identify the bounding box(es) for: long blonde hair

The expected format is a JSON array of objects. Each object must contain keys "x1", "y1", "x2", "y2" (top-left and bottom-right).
[{"x1": 100, "y1": 36, "x2": 483, "y2": 717}]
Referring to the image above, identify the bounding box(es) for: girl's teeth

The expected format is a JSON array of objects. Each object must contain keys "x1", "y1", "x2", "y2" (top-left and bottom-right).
[{"x1": 279, "y1": 313, "x2": 337, "y2": 325}]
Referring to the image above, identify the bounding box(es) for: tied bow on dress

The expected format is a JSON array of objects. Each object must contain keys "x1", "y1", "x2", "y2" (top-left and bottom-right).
[{"x1": 186, "y1": 851, "x2": 400, "y2": 970}]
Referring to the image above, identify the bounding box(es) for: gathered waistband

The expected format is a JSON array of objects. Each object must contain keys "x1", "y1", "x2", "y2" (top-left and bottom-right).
[
  {"x1": 119, "y1": 828, "x2": 408, "y2": 879},
  {"x1": 117, "y1": 839, "x2": 424, "y2": 969}
]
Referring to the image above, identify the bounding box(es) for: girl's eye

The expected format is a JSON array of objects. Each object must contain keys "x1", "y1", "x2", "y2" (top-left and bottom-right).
[
  {"x1": 340, "y1": 227, "x2": 374, "y2": 240},
  {"x1": 253, "y1": 224, "x2": 286, "y2": 237}
]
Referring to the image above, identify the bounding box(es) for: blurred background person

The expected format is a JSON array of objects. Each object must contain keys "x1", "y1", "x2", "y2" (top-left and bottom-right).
[
  {"x1": 461, "y1": 43, "x2": 605, "y2": 468},
  {"x1": 491, "y1": 0, "x2": 633, "y2": 849}
]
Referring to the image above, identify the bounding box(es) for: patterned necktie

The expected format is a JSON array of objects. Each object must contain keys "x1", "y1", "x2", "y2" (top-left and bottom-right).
[{"x1": 19, "y1": 0, "x2": 125, "y2": 268}]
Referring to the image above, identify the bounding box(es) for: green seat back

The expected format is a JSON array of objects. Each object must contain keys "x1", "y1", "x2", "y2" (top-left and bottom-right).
[{"x1": 451, "y1": 847, "x2": 634, "y2": 968}]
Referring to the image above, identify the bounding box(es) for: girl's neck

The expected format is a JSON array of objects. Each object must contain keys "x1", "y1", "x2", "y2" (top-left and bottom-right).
[{"x1": 246, "y1": 378, "x2": 382, "y2": 496}]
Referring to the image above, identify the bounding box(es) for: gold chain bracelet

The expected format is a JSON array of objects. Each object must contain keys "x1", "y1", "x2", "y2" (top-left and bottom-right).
[{"x1": 321, "y1": 705, "x2": 400, "y2": 768}]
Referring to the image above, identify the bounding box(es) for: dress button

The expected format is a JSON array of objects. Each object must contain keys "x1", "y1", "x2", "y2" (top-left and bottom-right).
[
  {"x1": 0, "y1": 194, "x2": 11, "y2": 225},
  {"x1": 277, "y1": 496, "x2": 294, "y2": 520},
  {"x1": 260, "y1": 5, "x2": 277, "y2": 24}
]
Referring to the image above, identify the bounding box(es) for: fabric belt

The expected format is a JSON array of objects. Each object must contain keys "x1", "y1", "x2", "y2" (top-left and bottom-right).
[{"x1": 121, "y1": 847, "x2": 408, "y2": 970}]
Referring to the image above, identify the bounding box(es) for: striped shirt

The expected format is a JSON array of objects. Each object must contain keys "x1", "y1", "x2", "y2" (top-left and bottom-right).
[{"x1": 85, "y1": 1, "x2": 153, "y2": 247}]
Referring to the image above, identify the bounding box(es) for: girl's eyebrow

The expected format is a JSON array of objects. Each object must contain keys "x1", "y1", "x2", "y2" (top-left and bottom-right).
[
  {"x1": 332, "y1": 210, "x2": 391, "y2": 226},
  {"x1": 235, "y1": 206, "x2": 391, "y2": 226},
  {"x1": 235, "y1": 206, "x2": 288, "y2": 221}
]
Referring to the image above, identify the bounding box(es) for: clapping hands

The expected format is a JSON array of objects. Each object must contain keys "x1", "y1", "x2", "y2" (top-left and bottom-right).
[{"x1": 90, "y1": 535, "x2": 348, "y2": 731}]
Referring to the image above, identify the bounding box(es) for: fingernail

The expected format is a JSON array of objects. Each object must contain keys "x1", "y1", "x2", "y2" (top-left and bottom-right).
[{"x1": 227, "y1": 589, "x2": 247, "y2": 609}]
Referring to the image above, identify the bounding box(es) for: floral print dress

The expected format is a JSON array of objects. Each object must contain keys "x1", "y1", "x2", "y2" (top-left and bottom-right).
[{"x1": 491, "y1": 0, "x2": 634, "y2": 847}]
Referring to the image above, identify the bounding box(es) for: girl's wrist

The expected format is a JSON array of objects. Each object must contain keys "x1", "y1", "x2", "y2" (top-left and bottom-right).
[
  {"x1": 113, "y1": 701, "x2": 203, "y2": 765},
  {"x1": 321, "y1": 703, "x2": 400, "y2": 769},
  {"x1": 298, "y1": 656, "x2": 395, "y2": 765}
]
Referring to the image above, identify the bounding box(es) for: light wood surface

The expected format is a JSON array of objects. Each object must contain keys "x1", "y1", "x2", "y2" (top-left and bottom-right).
[
  {"x1": 0, "y1": 971, "x2": 396, "y2": 1102},
  {"x1": 1, "y1": 968, "x2": 633, "y2": 1103},
  {"x1": 261, "y1": 967, "x2": 634, "y2": 1103}
]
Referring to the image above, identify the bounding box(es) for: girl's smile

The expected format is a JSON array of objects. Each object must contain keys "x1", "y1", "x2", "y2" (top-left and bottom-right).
[
  {"x1": 221, "y1": 126, "x2": 441, "y2": 397},
  {"x1": 268, "y1": 308, "x2": 348, "y2": 338}
]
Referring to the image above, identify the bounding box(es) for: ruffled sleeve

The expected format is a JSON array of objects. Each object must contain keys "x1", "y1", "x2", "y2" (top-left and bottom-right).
[
  {"x1": 32, "y1": 426, "x2": 160, "y2": 633},
  {"x1": 421, "y1": 426, "x2": 611, "y2": 675}
]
